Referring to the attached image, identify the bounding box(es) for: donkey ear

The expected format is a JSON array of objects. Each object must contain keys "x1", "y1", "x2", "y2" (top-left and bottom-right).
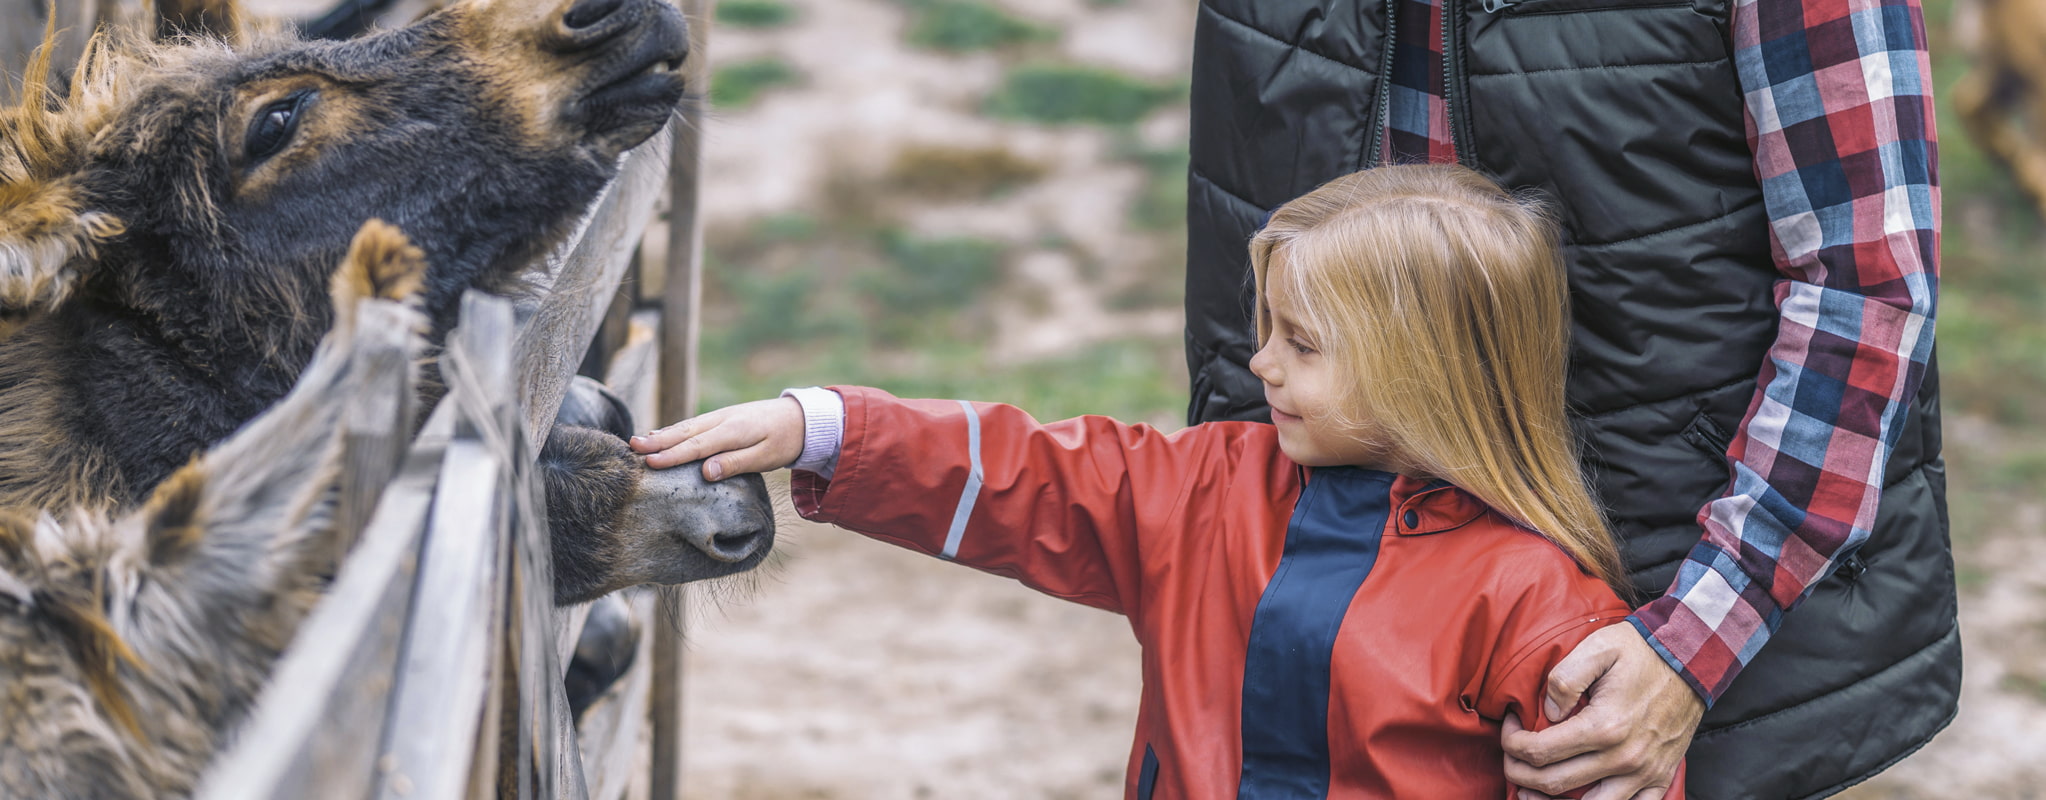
[
  {"x1": 0, "y1": 177, "x2": 122, "y2": 329},
  {"x1": 155, "y1": 0, "x2": 245, "y2": 43},
  {"x1": 139, "y1": 459, "x2": 210, "y2": 568}
]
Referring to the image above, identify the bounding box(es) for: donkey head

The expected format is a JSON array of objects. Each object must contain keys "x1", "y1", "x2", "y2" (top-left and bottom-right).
[{"x1": 0, "y1": 0, "x2": 689, "y2": 335}]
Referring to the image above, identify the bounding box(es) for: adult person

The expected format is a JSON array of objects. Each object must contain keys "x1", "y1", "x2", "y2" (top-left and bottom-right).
[{"x1": 1179, "y1": 0, "x2": 1954, "y2": 797}]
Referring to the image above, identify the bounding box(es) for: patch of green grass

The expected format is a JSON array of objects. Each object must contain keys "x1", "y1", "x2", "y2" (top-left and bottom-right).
[
  {"x1": 751, "y1": 212, "x2": 821, "y2": 244},
  {"x1": 710, "y1": 267, "x2": 846, "y2": 348},
  {"x1": 863, "y1": 230, "x2": 1008, "y2": 316},
  {"x1": 1116, "y1": 138, "x2": 1189, "y2": 230},
  {"x1": 711, "y1": 58, "x2": 800, "y2": 109},
  {"x1": 716, "y1": 0, "x2": 798, "y2": 28},
  {"x1": 901, "y1": 0, "x2": 1055, "y2": 52},
  {"x1": 1930, "y1": 292, "x2": 2046, "y2": 425},
  {"x1": 1998, "y1": 672, "x2": 2046, "y2": 704},
  {"x1": 985, "y1": 63, "x2": 1185, "y2": 126}
]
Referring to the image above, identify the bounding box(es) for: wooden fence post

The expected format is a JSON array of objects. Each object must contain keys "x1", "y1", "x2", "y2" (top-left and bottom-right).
[{"x1": 652, "y1": 0, "x2": 712, "y2": 797}]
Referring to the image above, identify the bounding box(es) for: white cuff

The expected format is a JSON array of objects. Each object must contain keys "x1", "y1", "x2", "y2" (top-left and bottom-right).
[{"x1": 780, "y1": 386, "x2": 844, "y2": 479}]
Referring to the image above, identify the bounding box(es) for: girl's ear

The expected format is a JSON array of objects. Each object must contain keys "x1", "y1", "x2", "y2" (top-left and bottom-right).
[{"x1": 0, "y1": 178, "x2": 122, "y2": 333}]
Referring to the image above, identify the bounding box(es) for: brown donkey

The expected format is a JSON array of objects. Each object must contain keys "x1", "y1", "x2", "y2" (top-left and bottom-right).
[{"x1": 0, "y1": 0, "x2": 773, "y2": 608}]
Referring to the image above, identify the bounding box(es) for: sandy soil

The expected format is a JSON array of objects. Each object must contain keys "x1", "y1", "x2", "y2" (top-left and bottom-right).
[{"x1": 677, "y1": 499, "x2": 1142, "y2": 800}]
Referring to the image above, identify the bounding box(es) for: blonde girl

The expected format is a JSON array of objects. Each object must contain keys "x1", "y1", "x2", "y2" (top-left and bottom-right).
[{"x1": 633, "y1": 164, "x2": 1680, "y2": 799}]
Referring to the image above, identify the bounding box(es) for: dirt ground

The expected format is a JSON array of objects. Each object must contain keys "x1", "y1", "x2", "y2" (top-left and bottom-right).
[{"x1": 677, "y1": 498, "x2": 1142, "y2": 800}]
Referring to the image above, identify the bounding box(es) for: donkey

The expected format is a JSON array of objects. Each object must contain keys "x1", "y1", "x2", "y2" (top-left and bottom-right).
[
  {"x1": 0, "y1": 0, "x2": 772, "y2": 606},
  {"x1": 1, "y1": 218, "x2": 435, "y2": 800}
]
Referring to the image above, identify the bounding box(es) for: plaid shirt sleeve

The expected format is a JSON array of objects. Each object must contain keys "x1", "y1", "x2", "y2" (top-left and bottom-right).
[{"x1": 1626, "y1": 0, "x2": 1940, "y2": 703}]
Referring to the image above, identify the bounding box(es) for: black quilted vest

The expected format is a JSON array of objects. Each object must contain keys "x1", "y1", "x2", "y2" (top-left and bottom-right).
[{"x1": 1181, "y1": 1, "x2": 1959, "y2": 796}]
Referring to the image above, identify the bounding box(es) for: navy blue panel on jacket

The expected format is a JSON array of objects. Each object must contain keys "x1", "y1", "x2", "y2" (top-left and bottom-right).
[{"x1": 1239, "y1": 468, "x2": 1393, "y2": 798}]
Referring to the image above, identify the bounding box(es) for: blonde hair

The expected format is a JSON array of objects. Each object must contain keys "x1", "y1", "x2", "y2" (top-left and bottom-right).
[{"x1": 1250, "y1": 164, "x2": 1628, "y2": 597}]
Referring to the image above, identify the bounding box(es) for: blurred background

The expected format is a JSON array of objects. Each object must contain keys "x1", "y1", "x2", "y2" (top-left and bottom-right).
[{"x1": 672, "y1": 0, "x2": 2046, "y2": 797}]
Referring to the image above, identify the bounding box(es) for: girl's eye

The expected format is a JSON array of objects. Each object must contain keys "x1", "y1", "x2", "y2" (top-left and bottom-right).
[
  {"x1": 245, "y1": 91, "x2": 313, "y2": 163},
  {"x1": 1288, "y1": 338, "x2": 1316, "y2": 356}
]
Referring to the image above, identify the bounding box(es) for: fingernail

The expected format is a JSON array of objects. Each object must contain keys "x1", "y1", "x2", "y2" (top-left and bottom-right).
[
  {"x1": 1544, "y1": 698, "x2": 1562, "y2": 721},
  {"x1": 705, "y1": 459, "x2": 723, "y2": 481}
]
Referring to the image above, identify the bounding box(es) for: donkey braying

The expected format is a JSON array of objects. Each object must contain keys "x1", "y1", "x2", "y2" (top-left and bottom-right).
[{"x1": 0, "y1": 0, "x2": 772, "y2": 606}]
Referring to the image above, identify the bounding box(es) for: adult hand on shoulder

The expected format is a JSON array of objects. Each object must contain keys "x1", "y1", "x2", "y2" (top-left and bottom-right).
[
  {"x1": 1502, "y1": 624, "x2": 1702, "y2": 800},
  {"x1": 629, "y1": 397, "x2": 806, "y2": 481}
]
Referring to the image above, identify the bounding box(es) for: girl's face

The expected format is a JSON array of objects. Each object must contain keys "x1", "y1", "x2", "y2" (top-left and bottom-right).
[{"x1": 1249, "y1": 254, "x2": 1400, "y2": 471}]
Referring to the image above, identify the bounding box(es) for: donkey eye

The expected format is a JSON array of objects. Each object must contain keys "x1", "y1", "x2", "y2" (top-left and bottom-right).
[{"x1": 245, "y1": 91, "x2": 313, "y2": 163}]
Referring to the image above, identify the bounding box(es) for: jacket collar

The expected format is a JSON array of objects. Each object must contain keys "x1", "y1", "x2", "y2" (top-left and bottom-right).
[
  {"x1": 1299, "y1": 468, "x2": 1494, "y2": 536},
  {"x1": 1388, "y1": 475, "x2": 1490, "y2": 536}
]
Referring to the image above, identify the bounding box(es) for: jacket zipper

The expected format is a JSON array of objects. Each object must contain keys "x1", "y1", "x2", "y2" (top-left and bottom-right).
[{"x1": 1367, "y1": 0, "x2": 1399, "y2": 167}]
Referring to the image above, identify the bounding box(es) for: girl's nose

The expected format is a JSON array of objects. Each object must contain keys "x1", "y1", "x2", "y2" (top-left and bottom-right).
[{"x1": 1249, "y1": 340, "x2": 1279, "y2": 385}]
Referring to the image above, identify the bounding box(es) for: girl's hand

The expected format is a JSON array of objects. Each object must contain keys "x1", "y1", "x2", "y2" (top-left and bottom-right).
[{"x1": 629, "y1": 397, "x2": 806, "y2": 481}]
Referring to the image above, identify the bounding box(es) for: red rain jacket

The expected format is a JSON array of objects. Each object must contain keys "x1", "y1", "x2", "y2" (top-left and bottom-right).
[{"x1": 792, "y1": 387, "x2": 1683, "y2": 799}]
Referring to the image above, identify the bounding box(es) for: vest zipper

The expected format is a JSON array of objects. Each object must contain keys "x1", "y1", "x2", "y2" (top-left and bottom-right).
[
  {"x1": 1367, "y1": 0, "x2": 1399, "y2": 168},
  {"x1": 1442, "y1": 0, "x2": 1473, "y2": 164}
]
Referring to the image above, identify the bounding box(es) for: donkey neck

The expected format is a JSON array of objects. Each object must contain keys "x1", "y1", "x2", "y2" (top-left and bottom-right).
[{"x1": 50, "y1": 255, "x2": 331, "y2": 505}]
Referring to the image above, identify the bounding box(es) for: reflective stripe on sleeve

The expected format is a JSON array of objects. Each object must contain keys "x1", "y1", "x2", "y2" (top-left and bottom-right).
[{"x1": 940, "y1": 399, "x2": 984, "y2": 560}]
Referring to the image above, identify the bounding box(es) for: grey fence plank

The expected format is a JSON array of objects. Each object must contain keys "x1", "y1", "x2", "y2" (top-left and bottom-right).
[
  {"x1": 192, "y1": 304, "x2": 428, "y2": 800},
  {"x1": 654, "y1": 2, "x2": 713, "y2": 795},
  {"x1": 374, "y1": 294, "x2": 519, "y2": 800},
  {"x1": 517, "y1": 129, "x2": 675, "y2": 452}
]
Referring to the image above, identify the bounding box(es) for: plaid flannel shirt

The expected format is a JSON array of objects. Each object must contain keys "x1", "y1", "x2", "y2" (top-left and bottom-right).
[{"x1": 1386, "y1": 0, "x2": 1940, "y2": 701}]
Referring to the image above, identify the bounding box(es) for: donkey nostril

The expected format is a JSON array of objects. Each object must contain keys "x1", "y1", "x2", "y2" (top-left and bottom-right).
[
  {"x1": 683, "y1": 517, "x2": 771, "y2": 563},
  {"x1": 563, "y1": 0, "x2": 628, "y2": 29}
]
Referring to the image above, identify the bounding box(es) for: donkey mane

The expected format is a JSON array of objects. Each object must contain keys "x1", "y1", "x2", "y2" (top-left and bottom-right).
[{"x1": 0, "y1": 23, "x2": 302, "y2": 328}]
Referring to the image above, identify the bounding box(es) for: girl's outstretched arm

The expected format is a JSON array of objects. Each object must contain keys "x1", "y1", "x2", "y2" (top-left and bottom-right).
[{"x1": 630, "y1": 396, "x2": 807, "y2": 481}]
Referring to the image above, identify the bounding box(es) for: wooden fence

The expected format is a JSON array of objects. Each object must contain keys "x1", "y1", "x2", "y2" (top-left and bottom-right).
[
  {"x1": 194, "y1": 123, "x2": 700, "y2": 799},
  {"x1": 3, "y1": 2, "x2": 714, "y2": 796}
]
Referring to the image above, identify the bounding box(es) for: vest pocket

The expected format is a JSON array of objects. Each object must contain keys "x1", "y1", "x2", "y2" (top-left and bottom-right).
[
  {"x1": 1681, "y1": 408, "x2": 1735, "y2": 460},
  {"x1": 1137, "y1": 745, "x2": 1160, "y2": 800}
]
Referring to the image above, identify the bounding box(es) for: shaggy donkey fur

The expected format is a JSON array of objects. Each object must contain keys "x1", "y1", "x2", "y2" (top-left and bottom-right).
[
  {"x1": 0, "y1": 220, "x2": 428, "y2": 800},
  {"x1": 0, "y1": 0, "x2": 773, "y2": 606}
]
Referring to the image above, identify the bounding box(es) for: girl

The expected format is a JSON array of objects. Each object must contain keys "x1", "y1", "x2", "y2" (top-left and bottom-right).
[{"x1": 631, "y1": 164, "x2": 1683, "y2": 799}]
